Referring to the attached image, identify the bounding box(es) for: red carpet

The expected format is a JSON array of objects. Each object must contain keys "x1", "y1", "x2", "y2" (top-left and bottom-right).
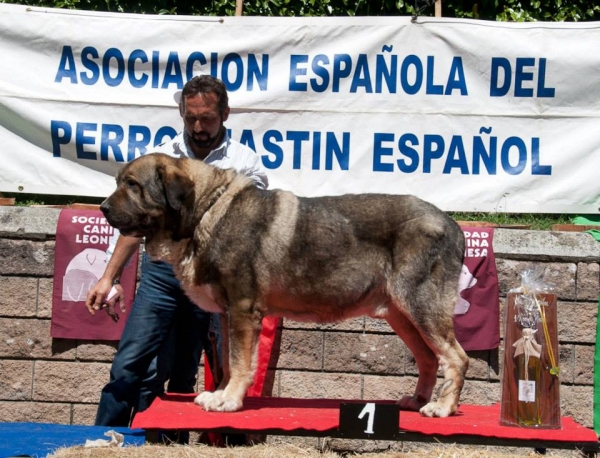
[{"x1": 132, "y1": 394, "x2": 598, "y2": 446}]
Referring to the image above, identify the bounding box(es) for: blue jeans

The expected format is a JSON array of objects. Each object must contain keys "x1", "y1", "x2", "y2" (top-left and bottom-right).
[{"x1": 95, "y1": 254, "x2": 212, "y2": 426}]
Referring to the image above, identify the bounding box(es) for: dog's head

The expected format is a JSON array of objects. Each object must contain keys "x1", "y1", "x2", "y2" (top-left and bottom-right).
[{"x1": 101, "y1": 153, "x2": 195, "y2": 241}]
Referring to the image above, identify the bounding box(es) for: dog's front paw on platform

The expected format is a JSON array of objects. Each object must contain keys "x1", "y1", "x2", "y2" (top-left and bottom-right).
[
  {"x1": 194, "y1": 391, "x2": 243, "y2": 412},
  {"x1": 194, "y1": 391, "x2": 223, "y2": 411}
]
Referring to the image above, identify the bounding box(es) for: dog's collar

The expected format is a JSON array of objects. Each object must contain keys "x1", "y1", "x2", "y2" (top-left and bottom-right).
[
  {"x1": 202, "y1": 185, "x2": 228, "y2": 216},
  {"x1": 196, "y1": 176, "x2": 251, "y2": 246}
]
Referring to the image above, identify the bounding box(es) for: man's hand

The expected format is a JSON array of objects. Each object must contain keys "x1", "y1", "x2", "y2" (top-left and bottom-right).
[
  {"x1": 85, "y1": 278, "x2": 126, "y2": 322},
  {"x1": 85, "y1": 233, "x2": 140, "y2": 322}
]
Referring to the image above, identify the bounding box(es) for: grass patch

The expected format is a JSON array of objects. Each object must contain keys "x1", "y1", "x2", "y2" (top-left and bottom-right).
[{"x1": 449, "y1": 212, "x2": 573, "y2": 230}]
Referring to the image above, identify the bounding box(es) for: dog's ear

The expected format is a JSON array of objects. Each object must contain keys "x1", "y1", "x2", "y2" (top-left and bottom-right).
[{"x1": 157, "y1": 164, "x2": 194, "y2": 211}]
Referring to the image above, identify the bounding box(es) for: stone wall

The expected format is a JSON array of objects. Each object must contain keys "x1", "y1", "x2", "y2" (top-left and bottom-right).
[{"x1": 0, "y1": 206, "x2": 598, "y2": 432}]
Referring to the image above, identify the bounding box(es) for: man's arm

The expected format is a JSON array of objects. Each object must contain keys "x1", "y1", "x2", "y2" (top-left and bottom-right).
[{"x1": 85, "y1": 234, "x2": 141, "y2": 317}]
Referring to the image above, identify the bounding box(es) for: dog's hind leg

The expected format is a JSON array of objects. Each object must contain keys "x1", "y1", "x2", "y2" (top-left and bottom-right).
[
  {"x1": 384, "y1": 305, "x2": 438, "y2": 412},
  {"x1": 418, "y1": 265, "x2": 469, "y2": 417},
  {"x1": 415, "y1": 290, "x2": 469, "y2": 418},
  {"x1": 386, "y1": 220, "x2": 468, "y2": 417},
  {"x1": 386, "y1": 296, "x2": 468, "y2": 418},
  {"x1": 420, "y1": 335, "x2": 468, "y2": 418},
  {"x1": 402, "y1": 283, "x2": 468, "y2": 418}
]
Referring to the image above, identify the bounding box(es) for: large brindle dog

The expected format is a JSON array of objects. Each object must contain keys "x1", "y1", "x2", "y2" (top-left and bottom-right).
[{"x1": 101, "y1": 153, "x2": 468, "y2": 417}]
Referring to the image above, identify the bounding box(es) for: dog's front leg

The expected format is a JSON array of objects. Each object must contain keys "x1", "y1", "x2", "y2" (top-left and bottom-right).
[
  {"x1": 195, "y1": 302, "x2": 261, "y2": 412},
  {"x1": 216, "y1": 312, "x2": 230, "y2": 391},
  {"x1": 195, "y1": 312, "x2": 231, "y2": 410}
]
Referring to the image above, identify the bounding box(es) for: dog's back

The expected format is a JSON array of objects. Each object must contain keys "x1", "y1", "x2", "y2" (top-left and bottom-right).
[{"x1": 211, "y1": 187, "x2": 464, "y2": 322}]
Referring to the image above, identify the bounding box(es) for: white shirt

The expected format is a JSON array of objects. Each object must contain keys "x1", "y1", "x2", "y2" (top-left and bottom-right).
[
  {"x1": 106, "y1": 130, "x2": 268, "y2": 258},
  {"x1": 155, "y1": 130, "x2": 268, "y2": 189}
]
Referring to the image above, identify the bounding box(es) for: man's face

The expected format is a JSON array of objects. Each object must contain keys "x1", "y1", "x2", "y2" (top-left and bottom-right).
[{"x1": 181, "y1": 92, "x2": 229, "y2": 150}]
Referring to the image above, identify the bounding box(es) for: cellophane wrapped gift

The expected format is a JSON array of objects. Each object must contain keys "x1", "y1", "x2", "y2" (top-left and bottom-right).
[{"x1": 500, "y1": 267, "x2": 561, "y2": 429}]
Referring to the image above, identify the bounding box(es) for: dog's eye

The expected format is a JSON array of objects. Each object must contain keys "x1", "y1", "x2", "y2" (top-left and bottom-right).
[{"x1": 125, "y1": 178, "x2": 139, "y2": 190}]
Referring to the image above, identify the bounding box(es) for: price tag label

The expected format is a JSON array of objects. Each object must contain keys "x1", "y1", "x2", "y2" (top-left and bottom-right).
[{"x1": 338, "y1": 402, "x2": 400, "y2": 440}]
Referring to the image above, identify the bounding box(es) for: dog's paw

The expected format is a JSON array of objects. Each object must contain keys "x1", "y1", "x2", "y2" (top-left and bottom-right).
[
  {"x1": 194, "y1": 391, "x2": 242, "y2": 412},
  {"x1": 419, "y1": 401, "x2": 454, "y2": 418},
  {"x1": 194, "y1": 391, "x2": 223, "y2": 411}
]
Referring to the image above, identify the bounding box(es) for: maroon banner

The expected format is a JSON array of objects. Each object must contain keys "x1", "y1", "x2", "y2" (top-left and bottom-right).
[
  {"x1": 51, "y1": 209, "x2": 138, "y2": 340},
  {"x1": 453, "y1": 227, "x2": 500, "y2": 351}
]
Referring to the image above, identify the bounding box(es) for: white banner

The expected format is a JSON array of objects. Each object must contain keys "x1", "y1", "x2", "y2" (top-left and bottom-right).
[{"x1": 1, "y1": 4, "x2": 599, "y2": 213}]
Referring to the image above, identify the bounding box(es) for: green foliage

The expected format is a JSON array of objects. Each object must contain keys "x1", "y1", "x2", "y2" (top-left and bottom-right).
[
  {"x1": 494, "y1": 0, "x2": 600, "y2": 21},
  {"x1": 3, "y1": 0, "x2": 599, "y2": 20},
  {"x1": 443, "y1": 0, "x2": 600, "y2": 21}
]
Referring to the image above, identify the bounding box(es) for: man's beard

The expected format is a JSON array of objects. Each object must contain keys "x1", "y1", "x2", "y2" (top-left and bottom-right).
[{"x1": 189, "y1": 127, "x2": 223, "y2": 149}]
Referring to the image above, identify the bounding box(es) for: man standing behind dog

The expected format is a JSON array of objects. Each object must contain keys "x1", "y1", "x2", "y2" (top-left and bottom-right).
[{"x1": 86, "y1": 75, "x2": 268, "y2": 432}]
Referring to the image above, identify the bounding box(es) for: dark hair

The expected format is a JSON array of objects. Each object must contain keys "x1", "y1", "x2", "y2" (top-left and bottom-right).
[{"x1": 181, "y1": 75, "x2": 229, "y2": 115}]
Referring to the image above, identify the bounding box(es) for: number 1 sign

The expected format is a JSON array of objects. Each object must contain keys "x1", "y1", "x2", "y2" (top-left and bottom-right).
[{"x1": 339, "y1": 402, "x2": 400, "y2": 440}]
